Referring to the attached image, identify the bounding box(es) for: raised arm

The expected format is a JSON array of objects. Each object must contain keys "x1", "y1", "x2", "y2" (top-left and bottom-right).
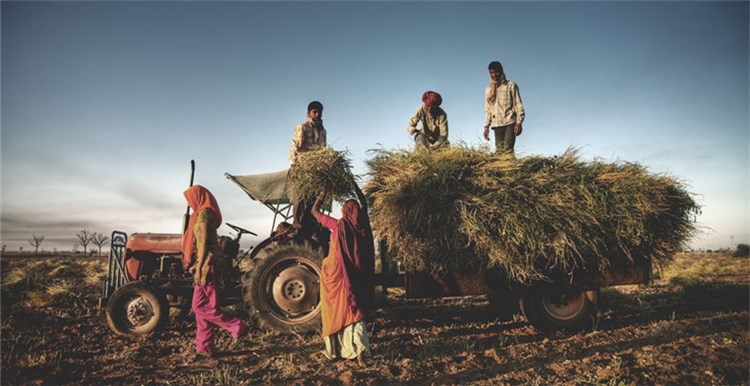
[
  {"x1": 311, "y1": 192, "x2": 324, "y2": 222},
  {"x1": 354, "y1": 183, "x2": 368, "y2": 213}
]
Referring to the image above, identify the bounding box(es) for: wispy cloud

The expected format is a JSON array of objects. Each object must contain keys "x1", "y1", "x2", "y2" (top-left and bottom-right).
[{"x1": 117, "y1": 183, "x2": 177, "y2": 212}]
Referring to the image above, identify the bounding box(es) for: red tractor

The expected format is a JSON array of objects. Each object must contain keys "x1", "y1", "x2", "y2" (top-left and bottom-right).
[
  {"x1": 100, "y1": 167, "x2": 330, "y2": 335},
  {"x1": 100, "y1": 165, "x2": 652, "y2": 336}
]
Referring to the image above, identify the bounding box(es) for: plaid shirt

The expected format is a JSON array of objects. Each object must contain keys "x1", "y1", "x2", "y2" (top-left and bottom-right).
[
  {"x1": 289, "y1": 119, "x2": 327, "y2": 165},
  {"x1": 484, "y1": 80, "x2": 525, "y2": 128}
]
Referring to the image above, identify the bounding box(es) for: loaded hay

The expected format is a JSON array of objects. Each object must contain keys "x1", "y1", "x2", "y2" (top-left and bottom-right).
[
  {"x1": 288, "y1": 147, "x2": 358, "y2": 203},
  {"x1": 365, "y1": 146, "x2": 700, "y2": 283}
]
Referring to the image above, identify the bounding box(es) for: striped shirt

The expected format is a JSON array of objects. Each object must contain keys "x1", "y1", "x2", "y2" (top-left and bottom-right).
[{"x1": 484, "y1": 80, "x2": 525, "y2": 128}]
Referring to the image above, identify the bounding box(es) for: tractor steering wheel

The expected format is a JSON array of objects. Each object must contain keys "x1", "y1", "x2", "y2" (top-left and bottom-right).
[{"x1": 226, "y1": 222, "x2": 257, "y2": 238}]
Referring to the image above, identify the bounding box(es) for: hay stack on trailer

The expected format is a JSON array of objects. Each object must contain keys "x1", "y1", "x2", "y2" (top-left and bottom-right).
[{"x1": 365, "y1": 146, "x2": 699, "y2": 283}]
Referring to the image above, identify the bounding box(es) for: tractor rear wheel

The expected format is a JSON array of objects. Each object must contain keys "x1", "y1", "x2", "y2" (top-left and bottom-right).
[
  {"x1": 105, "y1": 281, "x2": 169, "y2": 336},
  {"x1": 520, "y1": 289, "x2": 598, "y2": 333},
  {"x1": 242, "y1": 242, "x2": 324, "y2": 332}
]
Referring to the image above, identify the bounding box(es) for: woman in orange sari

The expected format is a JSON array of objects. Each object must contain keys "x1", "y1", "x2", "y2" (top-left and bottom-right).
[{"x1": 312, "y1": 185, "x2": 375, "y2": 367}]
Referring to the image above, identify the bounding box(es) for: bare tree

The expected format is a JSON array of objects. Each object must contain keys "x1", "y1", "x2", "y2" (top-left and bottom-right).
[
  {"x1": 28, "y1": 234, "x2": 45, "y2": 253},
  {"x1": 76, "y1": 229, "x2": 95, "y2": 255},
  {"x1": 92, "y1": 232, "x2": 109, "y2": 255}
]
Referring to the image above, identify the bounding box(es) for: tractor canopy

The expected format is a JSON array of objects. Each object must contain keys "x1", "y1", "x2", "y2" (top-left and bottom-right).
[
  {"x1": 225, "y1": 169, "x2": 293, "y2": 231},
  {"x1": 225, "y1": 169, "x2": 291, "y2": 204}
]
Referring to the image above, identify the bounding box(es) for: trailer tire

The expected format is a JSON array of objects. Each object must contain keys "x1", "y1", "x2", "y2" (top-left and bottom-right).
[
  {"x1": 520, "y1": 289, "x2": 598, "y2": 333},
  {"x1": 106, "y1": 281, "x2": 169, "y2": 336},
  {"x1": 242, "y1": 242, "x2": 324, "y2": 332}
]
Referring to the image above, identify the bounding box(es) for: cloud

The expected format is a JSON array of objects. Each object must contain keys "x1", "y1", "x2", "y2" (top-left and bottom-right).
[
  {"x1": 1, "y1": 210, "x2": 111, "y2": 236},
  {"x1": 117, "y1": 183, "x2": 179, "y2": 212}
]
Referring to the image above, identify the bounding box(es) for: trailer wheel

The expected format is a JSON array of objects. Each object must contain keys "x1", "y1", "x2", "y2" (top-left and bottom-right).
[
  {"x1": 520, "y1": 289, "x2": 598, "y2": 333},
  {"x1": 106, "y1": 281, "x2": 169, "y2": 336},
  {"x1": 242, "y1": 242, "x2": 324, "y2": 332}
]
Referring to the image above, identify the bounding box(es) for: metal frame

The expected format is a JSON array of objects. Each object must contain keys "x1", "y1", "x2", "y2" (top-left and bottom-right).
[{"x1": 98, "y1": 230, "x2": 128, "y2": 308}]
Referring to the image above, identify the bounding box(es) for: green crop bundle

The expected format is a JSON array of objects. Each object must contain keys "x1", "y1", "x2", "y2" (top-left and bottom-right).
[{"x1": 288, "y1": 147, "x2": 358, "y2": 203}]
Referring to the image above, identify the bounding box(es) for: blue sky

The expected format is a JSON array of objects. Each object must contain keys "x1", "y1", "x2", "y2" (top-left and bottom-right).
[{"x1": 2, "y1": 1, "x2": 748, "y2": 252}]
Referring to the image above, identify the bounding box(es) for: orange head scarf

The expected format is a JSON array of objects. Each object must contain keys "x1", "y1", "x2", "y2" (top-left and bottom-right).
[{"x1": 182, "y1": 185, "x2": 223, "y2": 267}]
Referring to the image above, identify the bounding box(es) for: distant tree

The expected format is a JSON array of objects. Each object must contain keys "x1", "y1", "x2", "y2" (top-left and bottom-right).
[
  {"x1": 28, "y1": 234, "x2": 45, "y2": 253},
  {"x1": 19, "y1": 246, "x2": 23, "y2": 253},
  {"x1": 1, "y1": 245, "x2": 5, "y2": 253},
  {"x1": 76, "y1": 229, "x2": 95, "y2": 254},
  {"x1": 92, "y1": 233, "x2": 109, "y2": 255},
  {"x1": 72, "y1": 244, "x2": 80, "y2": 254},
  {"x1": 734, "y1": 243, "x2": 750, "y2": 257}
]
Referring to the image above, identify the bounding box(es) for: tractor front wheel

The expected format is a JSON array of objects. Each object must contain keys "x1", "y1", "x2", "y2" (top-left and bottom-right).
[
  {"x1": 105, "y1": 281, "x2": 169, "y2": 336},
  {"x1": 242, "y1": 242, "x2": 324, "y2": 332}
]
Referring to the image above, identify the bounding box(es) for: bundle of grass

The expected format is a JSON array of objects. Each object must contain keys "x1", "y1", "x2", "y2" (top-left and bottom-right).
[
  {"x1": 365, "y1": 146, "x2": 700, "y2": 283},
  {"x1": 288, "y1": 147, "x2": 358, "y2": 203},
  {"x1": 366, "y1": 146, "x2": 489, "y2": 274}
]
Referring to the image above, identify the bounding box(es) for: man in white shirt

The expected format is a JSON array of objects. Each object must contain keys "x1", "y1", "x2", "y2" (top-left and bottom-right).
[{"x1": 483, "y1": 61, "x2": 525, "y2": 155}]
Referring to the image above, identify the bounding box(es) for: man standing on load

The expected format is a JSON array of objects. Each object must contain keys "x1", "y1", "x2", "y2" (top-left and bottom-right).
[
  {"x1": 483, "y1": 61, "x2": 525, "y2": 155},
  {"x1": 289, "y1": 101, "x2": 327, "y2": 232},
  {"x1": 407, "y1": 91, "x2": 449, "y2": 150}
]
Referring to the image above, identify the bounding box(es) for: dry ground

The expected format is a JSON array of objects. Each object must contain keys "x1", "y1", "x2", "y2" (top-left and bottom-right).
[{"x1": 1, "y1": 252, "x2": 748, "y2": 385}]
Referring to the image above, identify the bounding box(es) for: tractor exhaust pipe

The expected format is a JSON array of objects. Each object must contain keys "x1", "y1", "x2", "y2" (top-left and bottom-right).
[{"x1": 181, "y1": 159, "x2": 196, "y2": 236}]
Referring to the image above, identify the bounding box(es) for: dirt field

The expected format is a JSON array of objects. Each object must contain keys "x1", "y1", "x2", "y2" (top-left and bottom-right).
[{"x1": 2, "y1": 252, "x2": 748, "y2": 385}]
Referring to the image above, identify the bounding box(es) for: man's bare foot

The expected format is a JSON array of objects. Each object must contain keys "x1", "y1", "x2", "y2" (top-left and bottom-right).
[{"x1": 356, "y1": 353, "x2": 366, "y2": 368}]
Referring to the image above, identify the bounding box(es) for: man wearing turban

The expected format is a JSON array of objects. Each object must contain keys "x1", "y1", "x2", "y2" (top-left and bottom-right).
[{"x1": 407, "y1": 91, "x2": 449, "y2": 150}]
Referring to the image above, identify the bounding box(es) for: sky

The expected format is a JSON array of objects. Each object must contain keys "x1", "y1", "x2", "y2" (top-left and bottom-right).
[{"x1": 1, "y1": 1, "x2": 748, "y2": 253}]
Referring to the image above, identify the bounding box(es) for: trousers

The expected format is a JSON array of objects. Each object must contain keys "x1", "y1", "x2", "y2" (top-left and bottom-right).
[
  {"x1": 192, "y1": 283, "x2": 246, "y2": 354},
  {"x1": 492, "y1": 124, "x2": 517, "y2": 155}
]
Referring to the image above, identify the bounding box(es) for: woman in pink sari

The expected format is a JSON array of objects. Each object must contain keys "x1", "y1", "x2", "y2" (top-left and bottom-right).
[
  {"x1": 183, "y1": 185, "x2": 249, "y2": 358},
  {"x1": 311, "y1": 186, "x2": 375, "y2": 367}
]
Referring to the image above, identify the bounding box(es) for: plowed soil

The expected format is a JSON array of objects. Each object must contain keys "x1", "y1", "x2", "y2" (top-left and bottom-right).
[{"x1": 2, "y1": 252, "x2": 748, "y2": 385}]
